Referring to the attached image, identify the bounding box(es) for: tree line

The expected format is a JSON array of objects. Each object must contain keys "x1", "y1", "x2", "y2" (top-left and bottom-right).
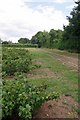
[{"x1": 1, "y1": 0, "x2": 79, "y2": 52}]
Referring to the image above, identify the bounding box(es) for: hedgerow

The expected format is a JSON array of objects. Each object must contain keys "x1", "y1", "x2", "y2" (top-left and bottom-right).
[{"x1": 2, "y1": 43, "x2": 38, "y2": 48}]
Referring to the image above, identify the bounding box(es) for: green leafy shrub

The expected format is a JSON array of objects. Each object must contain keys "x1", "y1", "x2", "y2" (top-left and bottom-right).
[
  {"x1": 2, "y1": 76, "x2": 59, "y2": 120},
  {"x1": 2, "y1": 43, "x2": 38, "y2": 48},
  {"x1": 30, "y1": 64, "x2": 41, "y2": 70},
  {"x1": 2, "y1": 48, "x2": 32, "y2": 76}
]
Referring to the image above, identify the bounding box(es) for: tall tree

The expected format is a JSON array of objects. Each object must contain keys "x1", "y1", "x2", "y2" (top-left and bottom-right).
[
  {"x1": 42, "y1": 31, "x2": 50, "y2": 48},
  {"x1": 49, "y1": 29, "x2": 57, "y2": 48},
  {"x1": 62, "y1": 0, "x2": 80, "y2": 51},
  {"x1": 2, "y1": 41, "x2": 9, "y2": 44},
  {"x1": 31, "y1": 31, "x2": 43, "y2": 48},
  {"x1": 18, "y1": 38, "x2": 30, "y2": 44}
]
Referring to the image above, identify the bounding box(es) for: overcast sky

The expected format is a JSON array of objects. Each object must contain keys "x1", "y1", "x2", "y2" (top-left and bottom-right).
[{"x1": 0, "y1": 0, "x2": 75, "y2": 43}]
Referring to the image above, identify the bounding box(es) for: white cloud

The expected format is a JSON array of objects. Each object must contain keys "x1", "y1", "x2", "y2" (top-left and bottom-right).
[
  {"x1": 66, "y1": 4, "x2": 76, "y2": 10},
  {"x1": 51, "y1": 0, "x2": 66, "y2": 3},
  {"x1": 0, "y1": 0, "x2": 68, "y2": 42},
  {"x1": 50, "y1": 0, "x2": 75, "y2": 3},
  {"x1": 24, "y1": 0, "x2": 66, "y2": 3}
]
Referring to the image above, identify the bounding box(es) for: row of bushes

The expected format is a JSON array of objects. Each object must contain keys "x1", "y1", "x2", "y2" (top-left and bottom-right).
[
  {"x1": 2, "y1": 48, "x2": 32, "y2": 76},
  {"x1": 2, "y1": 75, "x2": 59, "y2": 120},
  {"x1": 2, "y1": 47, "x2": 59, "y2": 120},
  {"x1": 2, "y1": 43, "x2": 38, "y2": 48}
]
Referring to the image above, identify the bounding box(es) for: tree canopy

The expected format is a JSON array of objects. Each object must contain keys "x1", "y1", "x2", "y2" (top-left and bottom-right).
[
  {"x1": 31, "y1": 29, "x2": 63, "y2": 48},
  {"x1": 61, "y1": 0, "x2": 80, "y2": 52},
  {"x1": 18, "y1": 38, "x2": 30, "y2": 44}
]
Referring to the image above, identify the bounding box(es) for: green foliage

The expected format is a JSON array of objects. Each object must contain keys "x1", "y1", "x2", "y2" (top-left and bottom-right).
[
  {"x1": 42, "y1": 31, "x2": 51, "y2": 48},
  {"x1": 61, "y1": 1, "x2": 80, "y2": 52},
  {"x1": 31, "y1": 29, "x2": 63, "y2": 48},
  {"x1": 18, "y1": 38, "x2": 30, "y2": 44},
  {"x1": 31, "y1": 31, "x2": 43, "y2": 48},
  {"x1": 30, "y1": 64, "x2": 41, "y2": 70},
  {"x1": 2, "y1": 40, "x2": 12, "y2": 44},
  {"x1": 49, "y1": 29, "x2": 63, "y2": 48},
  {"x1": 2, "y1": 43, "x2": 38, "y2": 48},
  {"x1": 2, "y1": 76, "x2": 59, "y2": 119},
  {"x1": 49, "y1": 29, "x2": 56, "y2": 48},
  {"x1": 2, "y1": 48, "x2": 32, "y2": 76},
  {"x1": 2, "y1": 41, "x2": 9, "y2": 44}
]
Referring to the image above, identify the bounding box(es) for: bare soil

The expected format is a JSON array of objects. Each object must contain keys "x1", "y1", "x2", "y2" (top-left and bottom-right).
[
  {"x1": 44, "y1": 49, "x2": 78, "y2": 71},
  {"x1": 27, "y1": 68, "x2": 57, "y2": 79},
  {"x1": 32, "y1": 95, "x2": 79, "y2": 119},
  {"x1": 55, "y1": 54, "x2": 78, "y2": 70},
  {"x1": 2, "y1": 96, "x2": 79, "y2": 120}
]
